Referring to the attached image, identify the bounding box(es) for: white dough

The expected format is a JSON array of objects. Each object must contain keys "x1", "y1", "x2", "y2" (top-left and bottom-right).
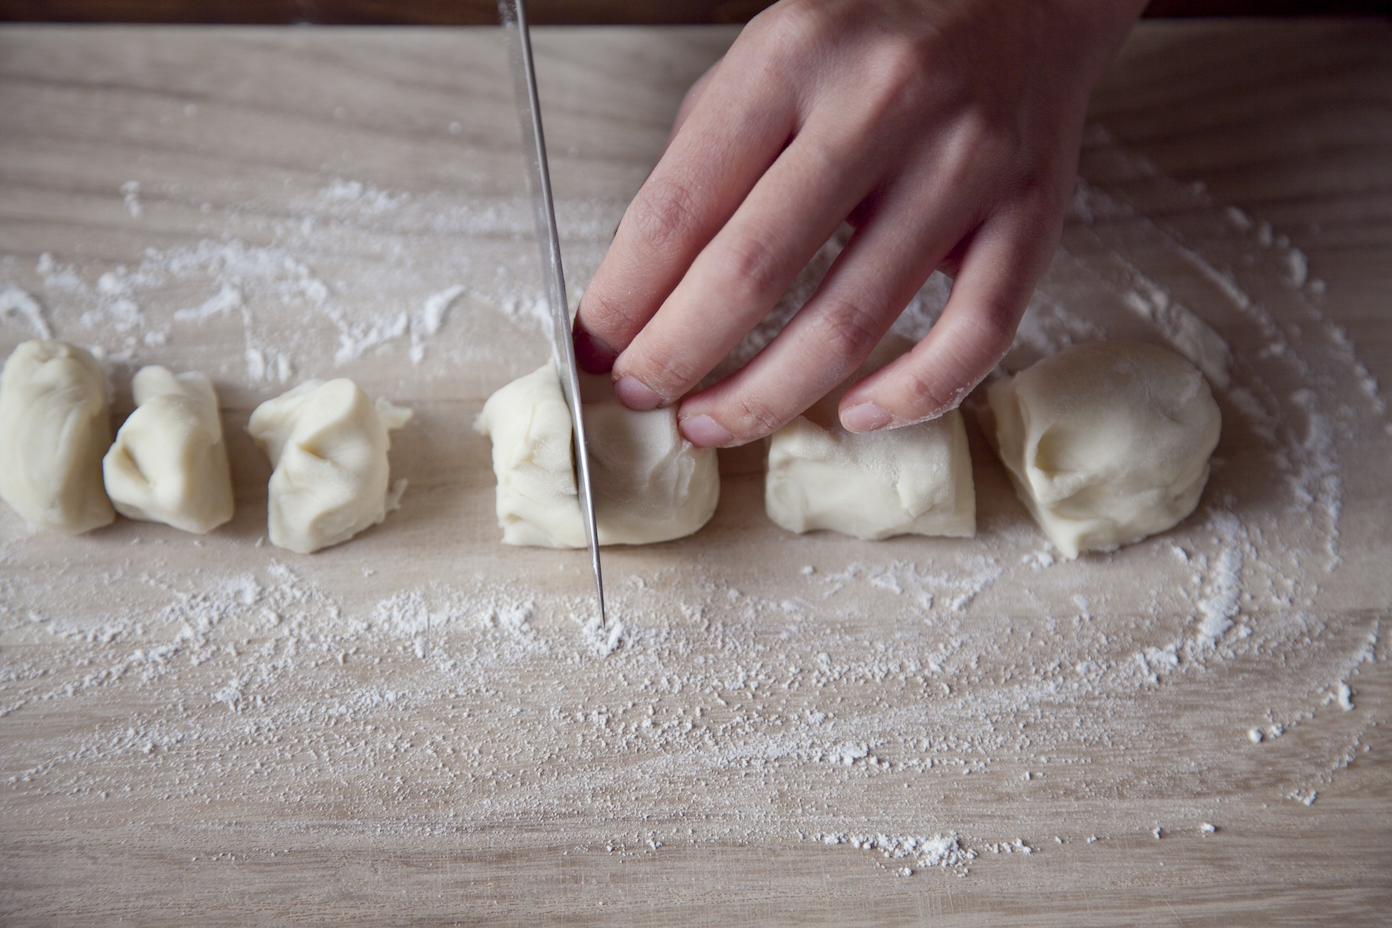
[
  {"x1": 582, "y1": 371, "x2": 720, "y2": 545},
  {"x1": 103, "y1": 366, "x2": 234, "y2": 534},
  {"x1": 474, "y1": 363, "x2": 719, "y2": 547},
  {"x1": 766, "y1": 410, "x2": 975, "y2": 540},
  {"x1": 248, "y1": 379, "x2": 412, "y2": 554},
  {"x1": 473, "y1": 365, "x2": 585, "y2": 548},
  {"x1": 984, "y1": 340, "x2": 1221, "y2": 559},
  {"x1": 765, "y1": 333, "x2": 975, "y2": 540},
  {"x1": 0, "y1": 340, "x2": 115, "y2": 534}
]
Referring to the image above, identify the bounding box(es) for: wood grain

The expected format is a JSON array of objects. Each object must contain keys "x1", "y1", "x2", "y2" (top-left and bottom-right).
[
  {"x1": 1092, "y1": 18, "x2": 1392, "y2": 395},
  {"x1": 0, "y1": 20, "x2": 1388, "y2": 927}
]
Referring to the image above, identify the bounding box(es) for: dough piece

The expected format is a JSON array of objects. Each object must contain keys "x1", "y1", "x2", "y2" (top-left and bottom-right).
[
  {"x1": 764, "y1": 332, "x2": 975, "y2": 540},
  {"x1": 983, "y1": 340, "x2": 1220, "y2": 559},
  {"x1": 248, "y1": 379, "x2": 412, "y2": 554},
  {"x1": 474, "y1": 363, "x2": 719, "y2": 547},
  {"x1": 766, "y1": 410, "x2": 975, "y2": 540},
  {"x1": 473, "y1": 364, "x2": 585, "y2": 548},
  {"x1": 103, "y1": 366, "x2": 234, "y2": 534},
  {"x1": 0, "y1": 340, "x2": 115, "y2": 534},
  {"x1": 582, "y1": 371, "x2": 720, "y2": 545}
]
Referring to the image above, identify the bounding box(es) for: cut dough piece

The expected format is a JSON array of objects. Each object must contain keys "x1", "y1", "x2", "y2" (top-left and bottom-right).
[
  {"x1": 474, "y1": 363, "x2": 719, "y2": 547},
  {"x1": 103, "y1": 366, "x2": 234, "y2": 534},
  {"x1": 765, "y1": 333, "x2": 975, "y2": 540},
  {"x1": 0, "y1": 340, "x2": 115, "y2": 534},
  {"x1": 983, "y1": 340, "x2": 1221, "y2": 559},
  {"x1": 582, "y1": 371, "x2": 721, "y2": 545},
  {"x1": 248, "y1": 379, "x2": 411, "y2": 554},
  {"x1": 766, "y1": 411, "x2": 975, "y2": 540},
  {"x1": 474, "y1": 364, "x2": 584, "y2": 548}
]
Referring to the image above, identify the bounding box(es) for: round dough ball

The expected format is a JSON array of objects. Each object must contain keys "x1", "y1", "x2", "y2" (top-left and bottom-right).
[
  {"x1": 984, "y1": 341, "x2": 1221, "y2": 559},
  {"x1": 474, "y1": 364, "x2": 719, "y2": 548},
  {"x1": 0, "y1": 340, "x2": 115, "y2": 534},
  {"x1": 248, "y1": 379, "x2": 412, "y2": 554},
  {"x1": 103, "y1": 366, "x2": 234, "y2": 534}
]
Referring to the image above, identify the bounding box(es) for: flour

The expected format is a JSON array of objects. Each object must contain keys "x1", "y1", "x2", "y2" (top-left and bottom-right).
[
  {"x1": 820, "y1": 558, "x2": 1002, "y2": 616},
  {"x1": 1285, "y1": 248, "x2": 1309, "y2": 288},
  {"x1": 333, "y1": 310, "x2": 410, "y2": 364},
  {"x1": 411, "y1": 285, "x2": 466, "y2": 363},
  {"x1": 1120, "y1": 272, "x2": 1232, "y2": 390},
  {"x1": 121, "y1": 180, "x2": 143, "y2": 219},
  {"x1": 0, "y1": 286, "x2": 52, "y2": 339},
  {"x1": 319, "y1": 177, "x2": 412, "y2": 214},
  {"x1": 1195, "y1": 532, "x2": 1243, "y2": 649},
  {"x1": 173, "y1": 283, "x2": 244, "y2": 323},
  {"x1": 1336, "y1": 682, "x2": 1355, "y2": 711},
  {"x1": 817, "y1": 831, "x2": 977, "y2": 876},
  {"x1": 244, "y1": 344, "x2": 294, "y2": 383},
  {"x1": 1, "y1": 128, "x2": 1388, "y2": 876}
]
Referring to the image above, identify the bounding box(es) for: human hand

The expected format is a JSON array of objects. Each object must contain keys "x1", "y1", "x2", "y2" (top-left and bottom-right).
[{"x1": 574, "y1": 0, "x2": 1147, "y2": 447}]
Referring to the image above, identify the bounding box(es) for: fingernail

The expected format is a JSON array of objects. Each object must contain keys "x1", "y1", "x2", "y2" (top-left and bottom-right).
[
  {"x1": 840, "y1": 402, "x2": 894, "y2": 433},
  {"x1": 679, "y1": 413, "x2": 732, "y2": 447},
  {"x1": 573, "y1": 319, "x2": 617, "y2": 373},
  {"x1": 614, "y1": 374, "x2": 662, "y2": 411}
]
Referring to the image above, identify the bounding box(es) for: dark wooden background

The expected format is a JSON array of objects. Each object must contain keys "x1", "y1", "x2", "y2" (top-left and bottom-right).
[{"x1": 2, "y1": 0, "x2": 1388, "y2": 24}]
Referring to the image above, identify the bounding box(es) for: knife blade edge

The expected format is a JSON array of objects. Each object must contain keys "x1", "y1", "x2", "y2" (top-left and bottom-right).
[{"x1": 499, "y1": 0, "x2": 606, "y2": 628}]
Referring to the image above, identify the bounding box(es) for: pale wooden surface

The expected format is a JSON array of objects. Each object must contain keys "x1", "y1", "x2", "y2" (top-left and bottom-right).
[{"x1": 0, "y1": 20, "x2": 1389, "y2": 926}]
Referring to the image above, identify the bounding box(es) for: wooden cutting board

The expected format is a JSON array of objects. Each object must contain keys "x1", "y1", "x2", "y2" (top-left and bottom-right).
[{"x1": 1, "y1": 20, "x2": 1388, "y2": 926}]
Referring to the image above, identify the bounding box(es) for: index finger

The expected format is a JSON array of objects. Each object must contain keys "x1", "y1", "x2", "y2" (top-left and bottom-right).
[{"x1": 572, "y1": 44, "x2": 798, "y2": 374}]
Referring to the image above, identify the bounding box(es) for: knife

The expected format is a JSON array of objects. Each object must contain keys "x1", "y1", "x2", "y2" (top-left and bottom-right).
[{"x1": 498, "y1": 0, "x2": 607, "y2": 629}]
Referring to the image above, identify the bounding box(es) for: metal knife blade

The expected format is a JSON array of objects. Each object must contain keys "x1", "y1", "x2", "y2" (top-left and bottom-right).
[{"x1": 498, "y1": 0, "x2": 606, "y2": 628}]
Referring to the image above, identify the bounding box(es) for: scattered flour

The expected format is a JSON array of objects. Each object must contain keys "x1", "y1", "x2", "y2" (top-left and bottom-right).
[
  {"x1": 1, "y1": 128, "x2": 1387, "y2": 875},
  {"x1": 1336, "y1": 682, "x2": 1355, "y2": 711},
  {"x1": 411, "y1": 285, "x2": 466, "y2": 363},
  {"x1": 121, "y1": 180, "x2": 143, "y2": 219},
  {"x1": 1196, "y1": 535, "x2": 1243, "y2": 649},
  {"x1": 0, "y1": 286, "x2": 52, "y2": 339},
  {"x1": 173, "y1": 283, "x2": 244, "y2": 323},
  {"x1": 817, "y1": 832, "x2": 977, "y2": 876}
]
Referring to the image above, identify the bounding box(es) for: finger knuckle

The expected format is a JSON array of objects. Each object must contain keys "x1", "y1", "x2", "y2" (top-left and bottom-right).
[
  {"x1": 729, "y1": 392, "x2": 789, "y2": 440},
  {"x1": 630, "y1": 176, "x2": 704, "y2": 255},
  {"x1": 718, "y1": 234, "x2": 784, "y2": 306},
  {"x1": 749, "y1": 0, "x2": 835, "y2": 63},
  {"x1": 862, "y1": 38, "x2": 935, "y2": 112},
  {"x1": 900, "y1": 367, "x2": 963, "y2": 416},
  {"x1": 808, "y1": 296, "x2": 883, "y2": 365},
  {"x1": 660, "y1": 354, "x2": 707, "y2": 394},
  {"x1": 583, "y1": 289, "x2": 643, "y2": 339},
  {"x1": 943, "y1": 112, "x2": 1011, "y2": 181},
  {"x1": 899, "y1": 297, "x2": 1021, "y2": 416},
  {"x1": 636, "y1": 334, "x2": 707, "y2": 396},
  {"x1": 966, "y1": 296, "x2": 1023, "y2": 361}
]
